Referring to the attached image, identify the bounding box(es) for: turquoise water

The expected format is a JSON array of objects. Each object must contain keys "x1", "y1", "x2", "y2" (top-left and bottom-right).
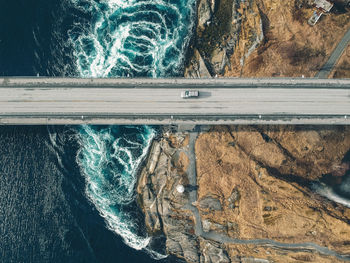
[
  {"x1": 76, "y1": 126, "x2": 157, "y2": 251},
  {"x1": 76, "y1": 125, "x2": 168, "y2": 259},
  {"x1": 68, "y1": 0, "x2": 196, "y2": 258},
  {"x1": 68, "y1": 0, "x2": 196, "y2": 77}
]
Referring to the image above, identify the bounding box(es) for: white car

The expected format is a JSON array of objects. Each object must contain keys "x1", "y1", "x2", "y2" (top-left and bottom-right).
[{"x1": 181, "y1": 90, "x2": 199, "y2": 98}]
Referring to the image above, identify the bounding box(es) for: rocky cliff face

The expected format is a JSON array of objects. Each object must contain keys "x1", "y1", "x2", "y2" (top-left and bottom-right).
[{"x1": 137, "y1": 126, "x2": 350, "y2": 262}]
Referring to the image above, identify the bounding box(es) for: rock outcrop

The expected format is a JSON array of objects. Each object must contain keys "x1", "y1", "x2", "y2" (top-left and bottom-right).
[
  {"x1": 199, "y1": 196, "x2": 222, "y2": 211},
  {"x1": 137, "y1": 133, "x2": 200, "y2": 262},
  {"x1": 185, "y1": 0, "x2": 264, "y2": 77},
  {"x1": 184, "y1": 49, "x2": 211, "y2": 78}
]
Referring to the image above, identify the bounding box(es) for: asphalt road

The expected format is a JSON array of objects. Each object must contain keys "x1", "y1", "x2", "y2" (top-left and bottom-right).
[
  {"x1": 316, "y1": 27, "x2": 350, "y2": 79},
  {"x1": 1, "y1": 87, "x2": 349, "y2": 114},
  {"x1": 0, "y1": 78, "x2": 349, "y2": 124}
]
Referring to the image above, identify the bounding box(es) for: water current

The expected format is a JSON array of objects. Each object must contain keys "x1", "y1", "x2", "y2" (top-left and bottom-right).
[
  {"x1": 68, "y1": 0, "x2": 196, "y2": 77},
  {"x1": 1, "y1": 0, "x2": 350, "y2": 262},
  {"x1": 1, "y1": 0, "x2": 196, "y2": 261},
  {"x1": 0, "y1": 126, "x2": 163, "y2": 262},
  {"x1": 68, "y1": 0, "x2": 196, "y2": 258},
  {"x1": 76, "y1": 125, "x2": 167, "y2": 257}
]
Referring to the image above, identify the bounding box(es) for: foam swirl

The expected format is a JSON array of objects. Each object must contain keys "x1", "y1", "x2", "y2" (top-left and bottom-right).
[
  {"x1": 69, "y1": 0, "x2": 196, "y2": 77},
  {"x1": 77, "y1": 125, "x2": 157, "y2": 250},
  {"x1": 72, "y1": 0, "x2": 196, "y2": 257}
]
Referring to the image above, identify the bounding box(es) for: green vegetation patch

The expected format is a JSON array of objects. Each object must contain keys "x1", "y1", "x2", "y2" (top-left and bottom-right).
[{"x1": 197, "y1": 0, "x2": 236, "y2": 56}]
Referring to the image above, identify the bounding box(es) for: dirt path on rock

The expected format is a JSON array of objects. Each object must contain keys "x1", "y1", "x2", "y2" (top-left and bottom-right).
[{"x1": 183, "y1": 130, "x2": 350, "y2": 262}]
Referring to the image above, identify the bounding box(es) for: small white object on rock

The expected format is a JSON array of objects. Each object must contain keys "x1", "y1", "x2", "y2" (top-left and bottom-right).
[{"x1": 176, "y1": 184, "x2": 185, "y2": 193}]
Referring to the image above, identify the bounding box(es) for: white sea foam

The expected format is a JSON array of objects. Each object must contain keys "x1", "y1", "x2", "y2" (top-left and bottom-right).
[
  {"x1": 68, "y1": 0, "x2": 196, "y2": 77},
  {"x1": 77, "y1": 125, "x2": 157, "y2": 250},
  {"x1": 145, "y1": 247, "x2": 168, "y2": 260}
]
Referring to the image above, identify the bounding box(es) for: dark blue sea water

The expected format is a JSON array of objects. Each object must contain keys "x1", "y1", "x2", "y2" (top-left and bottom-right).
[
  {"x1": 0, "y1": 0, "x2": 195, "y2": 77},
  {"x1": 0, "y1": 126, "x2": 163, "y2": 263},
  {"x1": 0, "y1": 0, "x2": 195, "y2": 262}
]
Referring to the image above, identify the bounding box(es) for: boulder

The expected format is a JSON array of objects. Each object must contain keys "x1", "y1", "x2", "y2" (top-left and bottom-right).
[
  {"x1": 202, "y1": 219, "x2": 211, "y2": 232},
  {"x1": 143, "y1": 187, "x2": 161, "y2": 232},
  {"x1": 197, "y1": 50, "x2": 211, "y2": 77},
  {"x1": 166, "y1": 231, "x2": 200, "y2": 262},
  {"x1": 184, "y1": 49, "x2": 211, "y2": 78},
  {"x1": 210, "y1": 48, "x2": 228, "y2": 75},
  {"x1": 148, "y1": 142, "x2": 161, "y2": 174},
  {"x1": 227, "y1": 187, "x2": 240, "y2": 209},
  {"x1": 198, "y1": 0, "x2": 212, "y2": 30},
  {"x1": 199, "y1": 196, "x2": 222, "y2": 211},
  {"x1": 200, "y1": 241, "x2": 230, "y2": 263}
]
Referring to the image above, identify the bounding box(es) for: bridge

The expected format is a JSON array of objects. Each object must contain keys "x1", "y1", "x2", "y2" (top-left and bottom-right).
[{"x1": 0, "y1": 77, "x2": 349, "y2": 125}]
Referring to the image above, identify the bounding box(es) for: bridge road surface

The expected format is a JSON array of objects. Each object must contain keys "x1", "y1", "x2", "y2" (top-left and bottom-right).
[{"x1": 0, "y1": 77, "x2": 349, "y2": 125}]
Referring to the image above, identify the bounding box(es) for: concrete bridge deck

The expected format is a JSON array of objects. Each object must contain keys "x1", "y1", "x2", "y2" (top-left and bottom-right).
[{"x1": 0, "y1": 77, "x2": 349, "y2": 125}]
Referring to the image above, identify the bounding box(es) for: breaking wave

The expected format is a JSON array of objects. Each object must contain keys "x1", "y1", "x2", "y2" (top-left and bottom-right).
[
  {"x1": 77, "y1": 125, "x2": 166, "y2": 257},
  {"x1": 68, "y1": 0, "x2": 196, "y2": 77}
]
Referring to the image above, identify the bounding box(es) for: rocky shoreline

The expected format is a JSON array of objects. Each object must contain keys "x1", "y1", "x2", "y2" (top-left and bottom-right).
[
  {"x1": 137, "y1": 125, "x2": 350, "y2": 262},
  {"x1": 137, "y1": 130, "x2": 199, "y2": 261}
]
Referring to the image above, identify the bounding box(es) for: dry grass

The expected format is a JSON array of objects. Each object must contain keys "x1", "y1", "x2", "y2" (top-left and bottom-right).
[{"x1": 224, "y1": 0, "x2": 350, "y2": 77}]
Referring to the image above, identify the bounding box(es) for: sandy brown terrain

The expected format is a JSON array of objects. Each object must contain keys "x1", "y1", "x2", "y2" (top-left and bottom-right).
[
  {"x1": 225, "y1": 0, "x2": 350, "y2": 77},
  {"x1": 224, "y1": 243, "x2": 344, "y2": 262},
  {"x1": 185, "y1": 0, "x2": 350, "y2": 78},
  {"x1": 195, "y1": 126, "x2": 350, "y2": 255},
  {"x1": 137, "y1": 126, "x2": 350, "y2": 262}
]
